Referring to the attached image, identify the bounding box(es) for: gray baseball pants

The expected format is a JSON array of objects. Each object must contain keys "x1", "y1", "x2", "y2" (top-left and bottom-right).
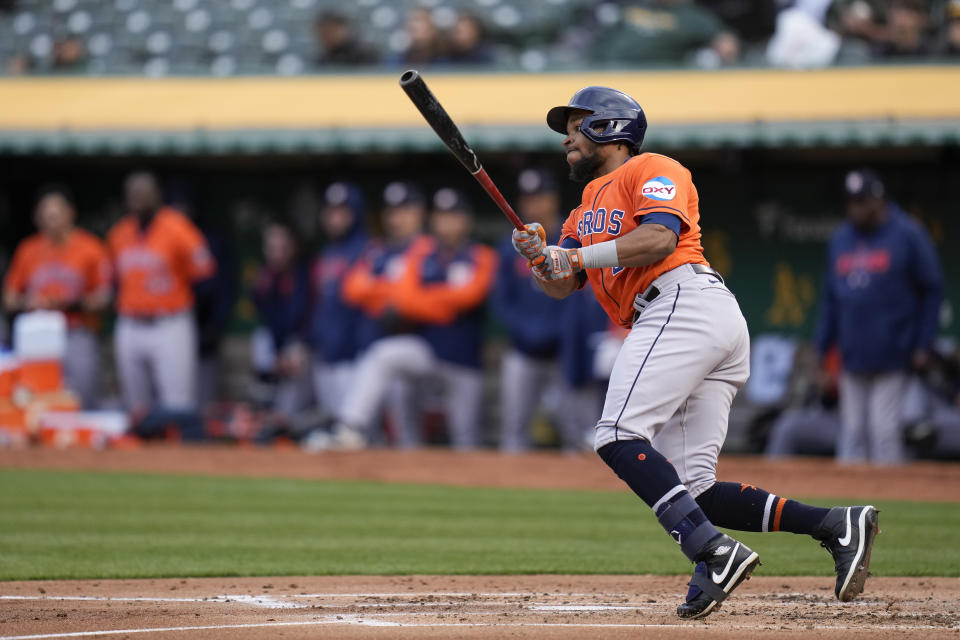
[
  {"x1": 339, "y1": 335, "x2": 483, "y2": 449},
  {"x1": 838, "y1": 370, "x2": 908, "y2": 464},
  {"x1": 594, "y1": 264, "x2": 751, "y2": 498},
  {"x1": 115, "y1": 312, "x2": 197, "y2": 412},
  {"x1": 64, "y1": 327, "x2": 100, "y2": 410}
]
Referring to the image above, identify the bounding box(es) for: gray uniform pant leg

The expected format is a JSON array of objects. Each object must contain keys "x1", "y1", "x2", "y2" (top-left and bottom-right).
[
  {"x1": 151, "y1": 313, "x2": 198, "y2": 412},
  {"x1": 931, "y1": 398, "x2": 960, "y2": 456},
  {"x1": 555, "y1": 384, "x2": 601, "y2": 453},
  {"x1": 115, "y1": 314, "x2": 198, "y2": 413},
  {"x1": 868, "y1": 371, "x2": 908, "y2": 464},
  {"x1": 840, "y1": 370, "x2": 908, "y2": 464},
  {"x1": 838, "y1": 373, "x2": 870, "y2": 462},
  {"x1": 64, "y1": 327, "x2": 100, "y2": 410},
  {"x1": 594, "y1": 268, "x2": 750, "y2": 498},
  {"x1": 115, "y1": 317, "x2": 154, "y2": 412},
  {"x1": 339, "y1": 335, "x2": 435, "y2": 434},
  {"x1": 442, "y1": 362, "x2": 484, "y2": 451},
  {"x1": 498, "y1": 349, "x2": 555, "y2": 453},
  {"x1": 386, "y1": 377, "x2": 423, "y2": 449},
  {"x1": 765, "y1": 407, "x2": 842, "y2": 457},
  {"x1": 313, "y1": 361, "x2": 355, "y2": 418},
  {"x1": 274, "y1": 367, "x2": 314, "y2": 419},
  {"x1": 653, "y1": 378, "x2": 740, "y2": 498}
]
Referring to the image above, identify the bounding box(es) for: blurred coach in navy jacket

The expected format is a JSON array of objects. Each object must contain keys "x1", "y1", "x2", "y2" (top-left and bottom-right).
[{"x1": 815, "y1": 169, "x2": 943, "y2": 464}]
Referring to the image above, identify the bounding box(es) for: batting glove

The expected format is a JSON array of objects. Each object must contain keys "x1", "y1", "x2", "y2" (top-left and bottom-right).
[
  {"x1": 511, "y1": 223, "x2": 546, "y2": 262},
  {"x1": 531, "y1": 246, "x2": 584, "y2": 282}
]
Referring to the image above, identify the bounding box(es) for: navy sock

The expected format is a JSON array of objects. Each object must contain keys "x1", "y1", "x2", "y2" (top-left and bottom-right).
[
  {"x1": 597, "y1": 440, "x2": 721, "y2": 561},
  {"x1": 696, "y1": 481, "x2": 830, "y2": 535}
]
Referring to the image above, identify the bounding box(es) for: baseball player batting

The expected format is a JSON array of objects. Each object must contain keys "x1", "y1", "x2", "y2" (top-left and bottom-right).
[{"x1": 511, "y1": 87, "x2": 879, "y2": 619}]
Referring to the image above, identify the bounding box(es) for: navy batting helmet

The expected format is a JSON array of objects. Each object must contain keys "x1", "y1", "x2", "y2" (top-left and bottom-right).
[{"x1": 546, "y1": 86, "x2": 647, "y2": 152}]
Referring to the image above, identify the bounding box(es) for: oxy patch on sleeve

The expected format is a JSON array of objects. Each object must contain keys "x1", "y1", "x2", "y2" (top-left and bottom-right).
[{"x1": 641, "y1": 176, "x2": 677, "y2": 201}]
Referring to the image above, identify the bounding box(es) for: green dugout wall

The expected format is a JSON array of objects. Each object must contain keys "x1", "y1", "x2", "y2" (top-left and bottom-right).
[
  {"x1": 1, "y1": 66, "x2": 957, "y2": 338},
  {"x1": 0, "y1": 147, "x2": 955, "y2": 340}
]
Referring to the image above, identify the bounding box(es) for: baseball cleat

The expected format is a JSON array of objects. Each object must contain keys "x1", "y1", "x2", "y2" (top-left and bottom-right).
[
  {"x1": 813, "y1": 505, "x2": 879, "y2": 601},
  {"x1": 331, "y1": 423, "x2": 368, "y2": 450},
  {"x1": 676, "y1": 534, "x2": 760, "y2": 620},
  {"x1": 300, "y1": 423, "x2": 368, "y2": 452}
]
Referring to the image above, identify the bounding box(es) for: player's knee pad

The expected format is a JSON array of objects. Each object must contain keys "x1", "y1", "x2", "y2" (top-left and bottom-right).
[
  {"x1": 596, "y1": 437, "x2": 650, "y2": 467},
  {"x1": 596, "y1": 439, "x2": 683, "y2": 508}
]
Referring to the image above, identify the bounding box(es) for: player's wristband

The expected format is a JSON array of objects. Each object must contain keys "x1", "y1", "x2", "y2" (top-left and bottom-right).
[{"x1": 578, "y1": 240, "x2": 620, "y2": 269}]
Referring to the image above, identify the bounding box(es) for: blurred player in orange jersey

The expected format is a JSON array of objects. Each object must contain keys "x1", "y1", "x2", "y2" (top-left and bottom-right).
[
  {"x1": 3, "y1": 186, "x2": 112, "y2": 408},
  {"x1": 107, "y1": 172, "x2": 216, "y2": 416},
  {"x1": 306, "y1": 185, "x2": 496, "y2": 451}
]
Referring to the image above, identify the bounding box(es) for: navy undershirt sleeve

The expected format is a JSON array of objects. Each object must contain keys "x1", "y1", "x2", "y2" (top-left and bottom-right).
[{"x1": 640, "y1": 211, "x2": 682, "y2": 237}]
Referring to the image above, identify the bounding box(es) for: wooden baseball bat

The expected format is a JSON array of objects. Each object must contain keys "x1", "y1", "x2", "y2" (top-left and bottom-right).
[{"x1": 399, "y1": 69, "x2": 525, "y2": 231}]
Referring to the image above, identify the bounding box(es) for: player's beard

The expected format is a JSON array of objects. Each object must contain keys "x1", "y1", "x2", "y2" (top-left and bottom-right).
[{"x1": 568, "y1": 151, "x2": 603, "y2": 183}]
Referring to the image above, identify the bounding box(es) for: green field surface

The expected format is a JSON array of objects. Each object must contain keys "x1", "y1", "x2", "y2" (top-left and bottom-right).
[{"x1": 0, "y1": 469, "x2": 956, "y2": 581}]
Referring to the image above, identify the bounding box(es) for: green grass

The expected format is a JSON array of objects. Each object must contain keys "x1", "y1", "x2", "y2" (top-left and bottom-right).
[{"x1": 0, "y1": 469, "x2": 956, "y2": 581}]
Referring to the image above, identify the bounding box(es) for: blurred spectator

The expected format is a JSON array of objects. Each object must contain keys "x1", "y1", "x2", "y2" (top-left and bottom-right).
[
  {"x1": 5, "y1": 54, "x2": 29, "y2": 75},
  {"x1": 52, "y1": 36, "x2": 86, "y2": 70},
  {"x1": 696, "y1": 0, "x2": 778, "y2": 46},
  {"x1": 589, "y1": 0, "x2": 740, "y2": 66},
  {"x1": 447, "y1": 11, "x2": 495, "y2": 64},
  {"x1": 492, "y1": 168, "x2": 568, "y2": 453},
  {"x1": 108, "y1": 171, "x2": 215, "y2": 417},
  {"x1": 937, "y1": 0, "x2": 960, "y2": 55},
  {"x1": 874, "y1": 0, "x2": 936, "y2": 58},
  {"x1": 314, "y1": 10, "x2": 379, "y2": 66},
  {"x1": 309, "y1": 182, "x2": 368, "y2": 419},
  {"x1": 937, "y1": 0, "x2": 960, "y2": 57},
  {"x1": 767, "y1": 2, "x2": 841, "y2": 68},
  {"x1": 815, "y1": 168, "x2": 943, "y2": 465},
  {"x1": 250, "y1": 220, "x2": 313, "y2": 428},
  {"x1": 390, "y1": 7, "x2": 446, "y2": 66},
  {"x1": 827, "y1": 0, "x2": 888, "y2": 50},
  {"x1": 308, "y1": 184, "x2": 496, "y2": 450},
  {"x1": 2, "y1": 186, "x2": 112, "y2": 409},
  {"x1": 6, "y1": 34, "x2": 86, "y2": 75}
]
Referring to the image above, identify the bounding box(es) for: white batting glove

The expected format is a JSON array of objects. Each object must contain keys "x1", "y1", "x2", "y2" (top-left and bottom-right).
[{"x1": 511, "y1": 223, "x2": 546, "y2": 262}]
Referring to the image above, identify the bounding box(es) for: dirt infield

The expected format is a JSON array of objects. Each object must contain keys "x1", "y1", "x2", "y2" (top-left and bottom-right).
[
  {"x1": 2, "y1": 575, "x2": 958, "y2": 639},
  {"x1": 1, "y1": 445, "x2": 959, "y2": 638}
]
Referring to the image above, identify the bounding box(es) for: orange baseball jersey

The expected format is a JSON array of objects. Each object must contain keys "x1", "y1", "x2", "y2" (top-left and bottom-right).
[
  {"x1": 107, "y1": 207, "x2": 215, "y2": 316},
  {"x1": 391, "y1": 237, "x2": 498, "y2": 325},
  {"x1": 3, "y1": 229, "x2": 112, "y2": 329},
  {"x1": 560, "y1": 153, "x2": 708, "y2": 328}
]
